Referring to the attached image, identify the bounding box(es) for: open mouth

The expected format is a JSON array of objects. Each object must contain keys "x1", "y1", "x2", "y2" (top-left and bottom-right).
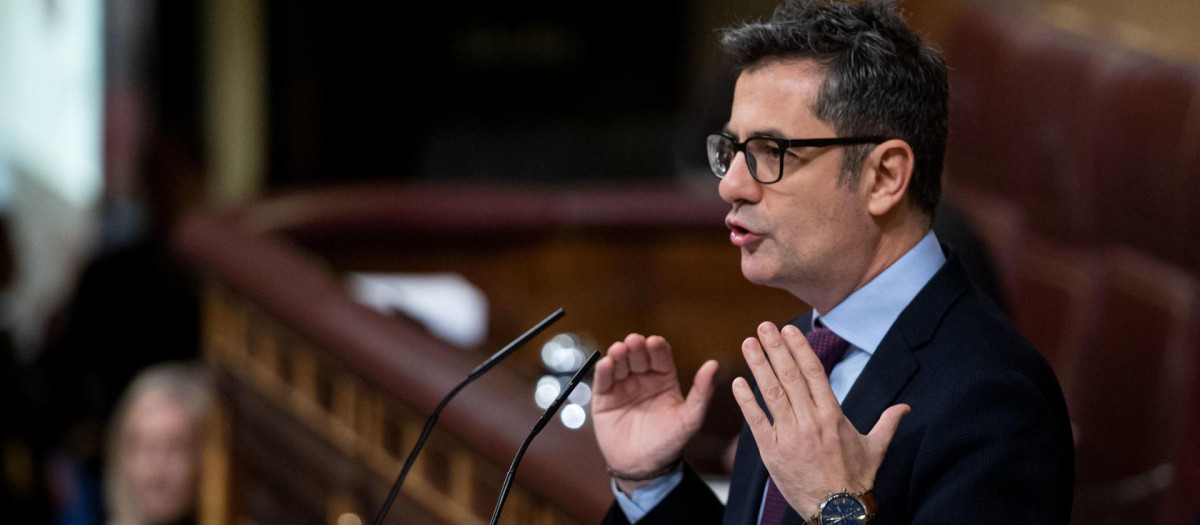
[{"x1": 726, "y1": 218, "x2": 762, "y2": 246}]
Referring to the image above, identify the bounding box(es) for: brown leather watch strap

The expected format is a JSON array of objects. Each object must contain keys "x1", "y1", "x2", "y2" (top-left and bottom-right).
[{"x1": 860, "y1": 490, "x2": 877, "y2": 519}]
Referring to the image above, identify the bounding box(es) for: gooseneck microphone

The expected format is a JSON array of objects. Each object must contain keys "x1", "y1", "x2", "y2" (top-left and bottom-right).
[
  {"x1": 488, "y1": 349, "x2": 601, "y2": 525},
  {"x1": 371, "y1": 308, "x2": 565, "y2": 525}
]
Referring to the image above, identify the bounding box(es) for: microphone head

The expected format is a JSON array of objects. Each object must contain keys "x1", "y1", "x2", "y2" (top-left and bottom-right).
[{"x1": 469, "y1": 308, "x2": 565, "y2": 379}]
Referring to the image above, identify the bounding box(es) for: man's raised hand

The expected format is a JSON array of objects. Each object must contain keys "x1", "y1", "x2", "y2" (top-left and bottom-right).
[{"x1": 592, "y1": 333, "x2": 719, "y2": 494}]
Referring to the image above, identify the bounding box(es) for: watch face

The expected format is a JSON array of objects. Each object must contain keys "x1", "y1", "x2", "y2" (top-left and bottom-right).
[{"x1": 820, "y1": 494, "x2": 867, "y2": 524}]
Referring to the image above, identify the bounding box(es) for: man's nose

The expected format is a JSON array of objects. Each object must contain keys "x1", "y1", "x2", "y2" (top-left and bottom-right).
[{"x1": 718, "y1": 151, "x2": 762, "y2": 205}]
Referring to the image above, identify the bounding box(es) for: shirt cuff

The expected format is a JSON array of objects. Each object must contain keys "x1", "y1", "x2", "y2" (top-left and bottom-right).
[{"x1": 611, "y1": 469, "x2": 685, "y2": 523}]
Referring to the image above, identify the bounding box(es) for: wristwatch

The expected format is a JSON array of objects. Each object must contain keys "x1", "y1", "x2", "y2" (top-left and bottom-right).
[{"x1": 805, "y1": 490, "x2": 876, "y2": 524}]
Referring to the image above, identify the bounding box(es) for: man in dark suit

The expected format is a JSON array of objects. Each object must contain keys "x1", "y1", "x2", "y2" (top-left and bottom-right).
[{"x1": 590, "y1": 1, "x2": 1074, "y2": 523}]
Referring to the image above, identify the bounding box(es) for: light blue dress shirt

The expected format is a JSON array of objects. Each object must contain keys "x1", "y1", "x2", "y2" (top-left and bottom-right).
[{"x1": 614, "y1": 231, "x2": 946, "y2": 523}]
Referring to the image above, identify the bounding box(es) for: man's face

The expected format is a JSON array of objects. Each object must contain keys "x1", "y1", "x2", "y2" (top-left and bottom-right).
[{"x1": 720, "y1": 60, "x2": 876, "y2": 302}]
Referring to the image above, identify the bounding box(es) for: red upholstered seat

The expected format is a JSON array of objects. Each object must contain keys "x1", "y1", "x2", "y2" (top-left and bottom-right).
[
  {"x1": 998, "y1": 29, "x2": 1112, "y2": 243},
  {"x1": 1068, "y1": 247, "x2": 1200, "y2": 524},
  {"x1": 1157, "y1": 336, "x2": 1200, "y2": 524},
  {"x1": 1091, "y1": 53, "x2": 1200, "y2": 269},
  {"x1": 1158, "y1": 336, "x2": 1200, "y2": 524},
  {"x1": 1176, "y1": 94, "x2": 1200, "y2": 275},
  {"x1": 941, "y1": 4, "x2": 1030, "y2": 194},
  {"x1": 1009, "y1": 237, "x2": 1099, "y2": 387}
]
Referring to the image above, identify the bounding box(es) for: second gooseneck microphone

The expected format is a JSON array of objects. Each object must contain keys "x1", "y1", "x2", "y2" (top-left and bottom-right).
[
  {"x1": 489, "y1": 349, "x2": 601, "y2": 525},
  {"x1": 370, "y1": 308, "x2": 565, "y2": 525}
]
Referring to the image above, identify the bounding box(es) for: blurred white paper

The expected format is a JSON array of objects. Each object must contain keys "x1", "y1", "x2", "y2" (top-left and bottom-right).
[{"x1": 348, "y1": 273, "x2": 488, "y2": 348}]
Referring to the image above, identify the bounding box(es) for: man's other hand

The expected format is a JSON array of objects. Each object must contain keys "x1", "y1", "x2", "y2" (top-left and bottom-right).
[{"x1": 732, "y1": 322, "x2": 909, "y2": 518}]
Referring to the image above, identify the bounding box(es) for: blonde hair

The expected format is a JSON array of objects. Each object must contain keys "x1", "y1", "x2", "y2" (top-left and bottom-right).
[{"x1": 104, "y1": 362, "x2": 214, "y2": 525}]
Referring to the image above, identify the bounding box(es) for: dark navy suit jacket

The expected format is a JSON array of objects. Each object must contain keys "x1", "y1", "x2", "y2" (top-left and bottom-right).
[{"x1": 603, "y1": 254, "x2": 1074, "y2": 524}]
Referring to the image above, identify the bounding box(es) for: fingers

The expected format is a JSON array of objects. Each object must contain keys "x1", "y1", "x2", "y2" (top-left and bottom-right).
[
  {"x1": 608, "y1": 340, "x2": 631, "y2": 380},
  {"x1": 603, "y1": 334, "x2": 672, "y2": 385},
  {"x1": 593, "y1": 353, "x2": 615, "y2": 395},
  {"x1": 731, "y1": 376, "x2": 773, "y2": 444},
  {"x1": 683, "y1": 360, "x2": 720, "y2": 429},
  {"x1": 623, "y1": 333, "x2": 651, "y2": 374},
  {"x1": 867, "y1": 403, "x2": 911, "y2": 455},
  {"x1": 757, "y1": 322, "x2": 814, "y2": 412},
  {"x1": 740, "y1": 335, "x2": 797, "y2": 427},
  {"x1": 336, "y1": 513, "x2": 363, "y2": 525},
  {"x1": 646, "y1": 336, "x2": 676, "y2": 373},
  {"x1": 780, "y1": 324, "x2": 838, "y2": 411}
]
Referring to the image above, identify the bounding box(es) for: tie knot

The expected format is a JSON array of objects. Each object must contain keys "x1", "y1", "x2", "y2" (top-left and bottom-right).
[{"x1": 807, "y1": 325, "x2": 850, "y2": 376}]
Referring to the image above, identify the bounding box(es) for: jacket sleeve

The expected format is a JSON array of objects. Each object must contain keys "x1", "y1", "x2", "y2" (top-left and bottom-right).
[{"x1": 602, "y1": 464, "x2": 726, "y2": 525}]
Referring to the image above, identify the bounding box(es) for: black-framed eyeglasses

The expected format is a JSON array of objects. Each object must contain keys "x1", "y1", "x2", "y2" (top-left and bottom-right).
[{"x1": 705, "y1": 133, "x2": 887, "y2": 184}]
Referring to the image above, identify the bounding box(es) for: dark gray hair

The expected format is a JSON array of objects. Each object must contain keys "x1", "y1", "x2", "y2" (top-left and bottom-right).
[{"x1": 721, "y1": 0, "x2": 947, "y2": 217}]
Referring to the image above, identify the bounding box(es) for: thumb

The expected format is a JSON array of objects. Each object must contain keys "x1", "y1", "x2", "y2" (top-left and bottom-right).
[
  {"x1": 867, "y1": 403, "x2": 910, "y2": 453},
  {"x1": 683, "y1": 360, "x2": 720, "y2": 427}
]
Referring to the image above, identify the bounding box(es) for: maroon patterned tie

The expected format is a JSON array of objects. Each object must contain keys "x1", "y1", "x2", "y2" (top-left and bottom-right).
[{"x1": 758, "y1": 324, "x2": 850, "y2": 525}]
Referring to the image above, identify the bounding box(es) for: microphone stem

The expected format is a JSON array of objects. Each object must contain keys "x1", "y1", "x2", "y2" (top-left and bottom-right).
[
  {"x1": 489, "y1": 350, "x2": 600, "y2": 525},
  {"x1": 489, "y1": 426, "x2": 537, "y2": 525},
  {"x1": 371, "y1": 308, "x2": 565, "y2": 525}
]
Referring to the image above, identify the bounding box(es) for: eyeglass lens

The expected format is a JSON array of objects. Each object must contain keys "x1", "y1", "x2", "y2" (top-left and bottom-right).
[
  {"x1": 707, "y1": 135, "x2": 733, "y2": 177},
  {"x1": 708, "y1": 135, "x2": 780, "y2": 182}
]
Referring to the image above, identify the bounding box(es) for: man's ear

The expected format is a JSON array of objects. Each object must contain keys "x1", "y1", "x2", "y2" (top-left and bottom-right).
[{"x1": 864, "y1": 140, "x2": 915, "y2": 217}]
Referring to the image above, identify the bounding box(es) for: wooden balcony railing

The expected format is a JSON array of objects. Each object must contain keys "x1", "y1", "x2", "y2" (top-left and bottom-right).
[{"x1": 175, "y1": 183, "x2": 802, "y2": 525}]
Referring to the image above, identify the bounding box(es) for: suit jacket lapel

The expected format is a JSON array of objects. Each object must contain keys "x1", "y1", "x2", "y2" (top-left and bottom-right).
[{"x1": 841, "y1": 251, "x2": 970, "y2": 432}]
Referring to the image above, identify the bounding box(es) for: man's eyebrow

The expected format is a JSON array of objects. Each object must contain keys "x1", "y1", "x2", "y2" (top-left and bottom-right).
[
  {"x1": 748, "y1": 127, "x2": 787, "y2": 138},
  {"x1": 721, "y1": 125, "x2": 789, "y2": 140}
]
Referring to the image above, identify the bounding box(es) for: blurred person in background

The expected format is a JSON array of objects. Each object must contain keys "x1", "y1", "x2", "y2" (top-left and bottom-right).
[
  {"x1": 104, "y1": 362, "x2": 213, "y2": 525},
  {"x1": 6, "y1": 1, "x2": 209, "y2": 520}
]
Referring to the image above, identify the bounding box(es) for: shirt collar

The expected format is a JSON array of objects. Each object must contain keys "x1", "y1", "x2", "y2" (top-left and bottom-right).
[{"x1": 812, "y1": 230, "x2": 946, "y2": 355}]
